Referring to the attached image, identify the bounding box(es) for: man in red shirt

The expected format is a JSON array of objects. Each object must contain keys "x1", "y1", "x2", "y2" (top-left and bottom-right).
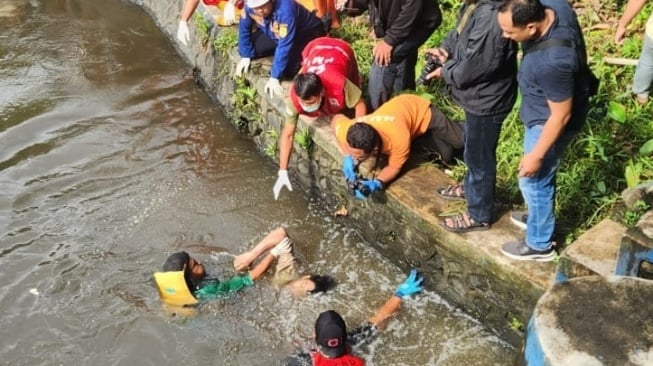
[
  {"x1": 274, "y1": 37, "x2": 366, "y2": 200},
  {"x1": 283, "y1": 270, "x2": 424, "y2": 365}
]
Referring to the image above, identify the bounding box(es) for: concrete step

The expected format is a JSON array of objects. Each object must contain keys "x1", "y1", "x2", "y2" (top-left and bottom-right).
[{"x1": 555, "y1": 218, "x2": 627, "y2": 283}]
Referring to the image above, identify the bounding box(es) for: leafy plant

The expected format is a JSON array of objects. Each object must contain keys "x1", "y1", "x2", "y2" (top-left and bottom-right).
[
  {"x1": 625, "y1": 160, "x2": 643, "y2": 188},
  {"x1": 263, "y1": 129, "x2": 279, "y2": 158},
  {"x1": 607, "y1": 101, "x2": 627, "y2": 123},
  {"x1": 193, "y1": 12, "x2": 212, "y2": 49},
  {"x1": 295, "y1": 126, "x2": 313, "y2": 151},
  {"x1": 228, "y1": 78, "x2": 260, "y2": 132},
  {"x1": 623, "y1": 200, "x2": 651, "y2": 226},
  {"x1": 212, "y1": 28, "x2": 238, "y2": 57},
  {"x1": 508, "y1": 316, "x2": 524, "y2": 332}
]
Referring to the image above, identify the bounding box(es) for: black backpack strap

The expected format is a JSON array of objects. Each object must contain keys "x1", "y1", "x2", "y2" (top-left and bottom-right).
[{"x1": 523, "y1": 38, "x2": 574, "y2": 57}]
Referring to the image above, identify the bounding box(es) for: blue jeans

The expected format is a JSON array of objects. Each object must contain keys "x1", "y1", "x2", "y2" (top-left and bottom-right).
[
  {"x1": 633, "y1": 34, "x2": 653, "y2": 97},
  {"x1": 519, "y1": 125, "x2": 575, "y2": 250},
  {"x1": 367, "y1": 27, "x2": 436, "y2": 110},
  {"x1": 464, "y1": 111, "x2": 509, "y2": 224}
]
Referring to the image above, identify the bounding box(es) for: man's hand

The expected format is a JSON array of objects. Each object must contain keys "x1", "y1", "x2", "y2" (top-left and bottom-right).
[
  {"x1": 235, "y1": 57, "x2": 251, "y2": 77},
  {"x1": 354, "y1": 189, "x2": 368, "y2": 200},
  {"x1": 615, "y1": 25, "x2": 628, "y2": 45},
  {"x1": 426, "y1": 67, "x2": 443, "y2": 80},
  {"x1": 270, "y1": 237, "x2": 293, "y2": 257},
  {"x1": 426, "y1": 47, "x2": 449, "y2": 64},
  {"x1": 518, "y1": 153, "x2": 543, "y2": 178},
  {"x1": 424, "y1": 48, "x2": 448, "y2": 81},
  {"x1": 373, "y1": 40, "x2": 393, "y2": 67},
  {"x1": 177, "y1": 21, "x2": 190, "y2": 46},
  {"x1": 273, "y1": 170, "x2": 292, "y2": 200},
  {"x1": 361, "y1": 179, "x2": 383, "y2": 193},
  {"x1": 223, "y1": 0, "x2": 237, "y2": 25},
  {"x1": 264, "y1": 77, "x2": 283, "y2": 97},
  {"x1": 395, "y1": 269, "x2": 424, "y2": 298},
  {"x1": 342, "y1": 155, "x2": 357, "y2": 181}
]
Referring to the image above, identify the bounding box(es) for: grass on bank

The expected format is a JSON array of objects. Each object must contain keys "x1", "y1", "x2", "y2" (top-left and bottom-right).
[{"x1": 332, "y1": 0, "x2": 653, "y2": 245}]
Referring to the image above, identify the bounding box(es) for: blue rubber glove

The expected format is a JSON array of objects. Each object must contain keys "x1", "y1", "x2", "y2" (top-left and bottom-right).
[
  {"x1": 394, "y1": 269, "x2": 424, "y2": 298},
  {"x1": 342, "y1": 155, "x2": 357, "y2": 181},
  {"x1": 361, "y1": 179, "x2": 383, "y2": 193},
  {"x1": 354, "y1": 189, "x2": 367, "y2": 200}
]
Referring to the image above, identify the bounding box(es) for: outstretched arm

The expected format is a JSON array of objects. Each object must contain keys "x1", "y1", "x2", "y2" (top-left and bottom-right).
[
  {"x1": 368, "y1": 270, "x2": 424, "y2": 329},
  {"x1": 616, "y1": 0, "x2": 647, "y2": 44},
  {"x1": 279, "y1": 117, "x2": 298, "y2": 171},
  {"x1": 234, "y1": 227, "x2": 288, "y2": 271},
  {"x1": 181, "y1": 0, "x2": 200, "y2": 22}
]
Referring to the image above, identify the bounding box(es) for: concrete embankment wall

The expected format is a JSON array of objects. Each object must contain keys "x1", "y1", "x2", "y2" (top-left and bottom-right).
[{"x1": 130, "y1": 0, "x2": 557, "y2": 345}]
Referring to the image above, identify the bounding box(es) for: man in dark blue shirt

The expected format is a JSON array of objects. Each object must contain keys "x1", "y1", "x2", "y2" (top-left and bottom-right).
[
  {"x1": 496, "y1": 0, "x2": 591, "y2": 261},
  {"x1": 236, "y1": 0, "x2": 325, "y2": 97}
]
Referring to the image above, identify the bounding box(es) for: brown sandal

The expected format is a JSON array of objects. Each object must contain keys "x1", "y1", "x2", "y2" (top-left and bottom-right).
[
  {"x1": 440, "y1": 212, "x2": 489, "y2": 233},
  {"x1": 435, "y1": 183, "x2": 466, "y2": 201}
]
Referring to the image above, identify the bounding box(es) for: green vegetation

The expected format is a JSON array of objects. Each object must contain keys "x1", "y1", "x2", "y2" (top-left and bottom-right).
[
  {"x1": 263, "y1": 128, "x2": 279, "y2": 158},
  {"x1": 213, "y1": 28, "x2": 238, "y2": 57},
  {"x1": 193, "y1": 12, "x2": 212, "y2": 49},
  {"x1": 230, "y1": 77, "x2": 260, "y2": 131},
  {"x1": 508, "y1": 314, "x2": 525, "y2": 332},
  {"x1": 335, "y1": 0, "x2": 653, "y2": 243},
  {"x1": 295, "y1": 126, "x2": 313, "y2": 151},
  {"x1": 622, "y1": 200, "x2": 651, "y2": 226}
]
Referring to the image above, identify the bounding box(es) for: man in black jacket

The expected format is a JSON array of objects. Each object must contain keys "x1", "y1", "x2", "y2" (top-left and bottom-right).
[
  {"x1": 426, "y1": 0, "x2": 518, "y2": 233},
  {"x1": 367, "y1": 0, "x2": 442, "y2": 111}
]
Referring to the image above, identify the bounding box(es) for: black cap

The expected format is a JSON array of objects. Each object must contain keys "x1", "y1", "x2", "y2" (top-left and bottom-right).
[{"x1": 315, "y1": 310, "x2": 347, "y2": 358}]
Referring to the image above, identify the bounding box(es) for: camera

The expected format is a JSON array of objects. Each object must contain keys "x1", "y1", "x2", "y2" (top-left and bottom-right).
[
  {"x1": 416, "y1": 54, "x2": 443, "y2": 86},
  {"x1": 347, "y1": 178, "x2": 371, "y2": 198}
]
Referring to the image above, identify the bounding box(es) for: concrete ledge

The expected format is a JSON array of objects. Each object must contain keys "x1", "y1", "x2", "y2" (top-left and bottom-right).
[
  {"x1": 555, "y1": 218, "x2": 626, "y2": 282},
  {"x1": 525, "y1": 276, "x2": 653, "y2": 366}
]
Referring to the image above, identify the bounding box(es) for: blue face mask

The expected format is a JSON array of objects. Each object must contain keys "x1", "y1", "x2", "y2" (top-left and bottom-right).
[{"x1": 300, "y1": 97, "x2": 322, "y2": 113}]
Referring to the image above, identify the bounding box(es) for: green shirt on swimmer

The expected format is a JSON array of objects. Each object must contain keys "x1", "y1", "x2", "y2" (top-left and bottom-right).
[{"x1": 153, "y1": 250, "x2": 264, "y2": 308}]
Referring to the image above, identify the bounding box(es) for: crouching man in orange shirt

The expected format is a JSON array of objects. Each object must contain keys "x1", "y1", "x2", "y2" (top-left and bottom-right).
[{"x1": 331, "y1": 94, "x2": 463, "y2": 198}]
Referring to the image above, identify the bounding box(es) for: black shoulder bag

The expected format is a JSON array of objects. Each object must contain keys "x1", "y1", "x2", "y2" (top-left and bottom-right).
[{"x1": 522, "y1": 38, "x2": 600, "y2": 96}]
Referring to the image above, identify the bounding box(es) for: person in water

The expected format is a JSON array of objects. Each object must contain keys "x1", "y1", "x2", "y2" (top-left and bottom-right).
[
  {"x1": 283, "y1": 269, "x2": 425, "y2": 365},
  {"x1": 233, "y1": 227, "x2": 336, "y2": 298},
  {"x1": 154, "y1": 227, "x2": 335, "y2": 308}
]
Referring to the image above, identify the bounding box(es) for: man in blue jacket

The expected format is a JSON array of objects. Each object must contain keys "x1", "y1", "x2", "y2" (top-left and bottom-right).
[
  {"x1": 235, "y1": 0, "x2": 326, "y2": 97},
  {"x1": 427, "y1": 0, "x2": 518, "y2": 234}
]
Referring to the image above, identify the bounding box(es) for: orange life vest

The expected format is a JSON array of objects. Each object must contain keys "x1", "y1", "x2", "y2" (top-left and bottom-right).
[
  {"x1": 289, "y1": 37, "x2": 361, "y2": 117},
  {"x1": 311, "y1": 351, "x2": 365, "y2": 366}
]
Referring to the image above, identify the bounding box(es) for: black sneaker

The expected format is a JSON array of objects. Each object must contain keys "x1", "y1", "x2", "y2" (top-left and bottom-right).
[
  {"x1": 500, "y1": 239, "x2": 555, "y2": 262},
  {"x1": 510, "y1": 211, "x2": 528, "y2": 230}
]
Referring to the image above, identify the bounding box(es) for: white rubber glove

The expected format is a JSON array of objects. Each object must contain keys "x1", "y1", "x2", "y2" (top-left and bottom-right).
[
  {"x1": 264, "y1": 77, "x2": 283, "y2": 97},
  {"x1": 273, "y1": 170, "x2": 293, "y2": 200},
  {"x1": 235, "y1": 57, "x2": 251, "y2": 77},
  {"x1": 223, "y1": 0, "x2": 237, "y2": 25},
  {"x1": 270, "y1": 237, "x2": 293, "y2": 257},
  {"x1": 177, "y1": 20, "x2": 190, "y2": 47}
]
